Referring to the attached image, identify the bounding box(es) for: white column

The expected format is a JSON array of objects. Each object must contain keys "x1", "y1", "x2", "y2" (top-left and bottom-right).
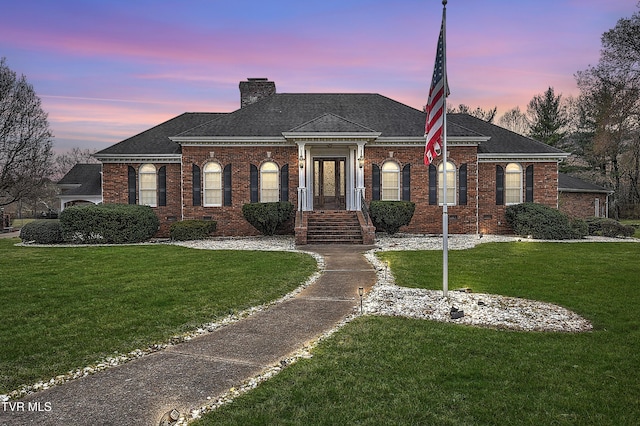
[
  {"x1": 355, "y1": 142, "x2": 366, "y2": 210},
  {"x1": 296, "y1": 142, "x2": 307, "y2": 211}
]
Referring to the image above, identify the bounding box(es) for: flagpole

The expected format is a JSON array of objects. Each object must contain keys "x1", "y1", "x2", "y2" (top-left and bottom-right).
[{"x1": 441, "y1": 0, "x2": 448, "y2": 298}]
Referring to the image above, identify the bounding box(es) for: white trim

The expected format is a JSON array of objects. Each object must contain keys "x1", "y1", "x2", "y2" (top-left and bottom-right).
[
  {"x1": 93, "y1": 154, "x2": 182, "y2": 163},
  {"x1": 478, "y1": 153, "x2": 569, "y2": 162}
]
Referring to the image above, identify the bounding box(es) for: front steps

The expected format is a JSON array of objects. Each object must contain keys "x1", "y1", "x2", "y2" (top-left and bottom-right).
[{"x1": 305, "y1": 211, "x2": 364, "y2": 244}]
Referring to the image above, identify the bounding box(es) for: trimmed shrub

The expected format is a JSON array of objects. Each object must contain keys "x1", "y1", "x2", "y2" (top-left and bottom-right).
[
  {"x1": 19, "y1": 220, "x2": 63, "y2": 244},
  {"x1": 59, "y1": 204, "x2": 159, "y2": 244},
  {"x1": 586, "y1": 217, "x2": 635, "y2": 238},
  {"x1": 242, "y1": 201, "x2": 293, "y2": 236},
  {"x1": 169, "y1": 220, "x2": 217, "y2": 241},
  {"x1": 505, "y1": 203, "x2": 587, "y2": 240},
  {"x1": 369, "y1": 200, "x2": 416, "y2": 235}
]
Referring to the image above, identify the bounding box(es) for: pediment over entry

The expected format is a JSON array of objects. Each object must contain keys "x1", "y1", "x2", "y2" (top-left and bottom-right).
[{"x1": 283, "y1": 113, "x2": 381, "y2": 142}]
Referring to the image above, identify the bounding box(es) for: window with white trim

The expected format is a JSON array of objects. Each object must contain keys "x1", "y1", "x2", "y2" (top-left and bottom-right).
[
  {"x1": 438, "y1": 161, "x2": 456, "y2": 205},
  {"x1": 139, "y1": 164, "x2": 157, "y2": 207},
  {"x1": 505, "y1": 163, "x2": 523, "y2": 205},
  {"x1": 381, "y1": 161, "x2": 400, "y2": 201},
  {"x1": 260, "y1": 161, "x2": 279, "y2": 202},
  {"x1": 203, "y1": 162, "x2": 223, "y2": 206}
]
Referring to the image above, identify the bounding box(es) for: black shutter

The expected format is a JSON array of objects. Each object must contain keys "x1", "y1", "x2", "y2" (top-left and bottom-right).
[
  {"x1": 250, "y1": 164, "x2": 258, "y2": 203},
  {"x1": 224, "y1": 164, "x2": 232, "y2": 206},
  {"x1": 525, "y1": 165, "x2": 534, "y2": 202},
  {"x1": 459, "y1": 163, "x2": 467, "y2": 205},
  {"x1": 429, "y1": 164, "x2": 437, "y2": 205},
  {"x1": 402, "y1": 164, "x2": 411, "y2": 201},
  {"x1": 158, "y1": 166, "x2": 166, "y2": 207},
  {"x1": 192, "y1": 164, "x2": 201, "y2": 206},
  {"x1": 496, "y1": 165, "x2": 505, "y2": 205},
  {"x1": 280, "y1": 164, "x2": 289, "y2": 202},
  {"x1": 372, "y1": 164, "x2": 381, "y2": 200},
  {"x1": 128, "y1": 166, "x2": 136, "y2": 204}
]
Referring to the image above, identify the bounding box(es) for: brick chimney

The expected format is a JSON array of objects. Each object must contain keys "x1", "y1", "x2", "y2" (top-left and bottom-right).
[{"x1": 239, "y1": 78, "x2": 276, "y2": 108}]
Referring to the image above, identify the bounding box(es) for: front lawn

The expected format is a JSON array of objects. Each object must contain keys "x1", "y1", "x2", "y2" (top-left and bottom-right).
[
  {"x1": 0, "y1": 239, "x2": 316, "y2": 393},
  {"x1": 195, "y1": 242, "x2": 640, "y2": 425}
]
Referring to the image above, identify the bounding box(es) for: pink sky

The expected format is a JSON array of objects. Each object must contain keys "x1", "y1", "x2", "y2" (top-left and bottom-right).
[{"x1": 1, "y1": 0, "x2": 637, "y2": 153}]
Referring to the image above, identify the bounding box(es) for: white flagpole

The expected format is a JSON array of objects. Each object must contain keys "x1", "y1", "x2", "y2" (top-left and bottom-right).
[{"x1": 441, "y1": 0, "x2": 448, "y2": 298}]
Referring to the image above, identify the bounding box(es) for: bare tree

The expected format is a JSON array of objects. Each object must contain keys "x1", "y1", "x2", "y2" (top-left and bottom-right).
[
  {"x1": 448, "y1": 104, "x2": 498, "y2": 123},
  {"x1": 0, "y1": 57, "x2": 54, "y2": 207},
  {"x1": 498, "y1": 106, "x2": 529, "y2": 135},
  {"x1": 52, "y1": 147, "x2": 99, "y2": 182}
]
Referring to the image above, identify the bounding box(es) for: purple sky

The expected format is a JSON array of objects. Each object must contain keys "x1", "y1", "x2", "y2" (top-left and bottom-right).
[{"x1": 1, "y1": 0, "x2": 637, "y2": 154}]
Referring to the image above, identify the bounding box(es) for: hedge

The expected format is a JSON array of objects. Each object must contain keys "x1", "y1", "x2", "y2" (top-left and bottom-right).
[
  {"x1": 19, "y1": 220, "x2": 63, "y2": 244},
  {"x1": 242, "y1": 201, "x2": 293, "y2": 236},
  {"x1": 505, "y1": 203, "x2": 587, "y2": 240},
  {"x1": 369, "y1": 200, "x2": 416, "y2": 235},
  {"x1": 170, "y1": 220, "x2": 217, "y2": 241},
  {"x1": 585, "y1": 217, "x2": 635, "y2": 238},
  {"x1": 59, "y1": 204, "x2": 159, "y2": 244}
]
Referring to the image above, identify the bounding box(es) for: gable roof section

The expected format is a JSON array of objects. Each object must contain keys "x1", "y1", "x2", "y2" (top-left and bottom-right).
[
  {"x1": 288, "y1": 112, "x2": 377, "y2": 133},
  {"x1": 57, "y1": 163, "x2": 102, "y2": 196},
  {"x1": 94, "y1": 112, "x2": 224, "y2": 157},
  {"x1": 558, "y1": 173, "x2": 613, "y2": 194}
]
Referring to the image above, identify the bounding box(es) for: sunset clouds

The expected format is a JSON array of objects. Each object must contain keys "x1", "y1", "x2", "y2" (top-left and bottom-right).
[{"x1": 1, "y1": 0, "x2": 637, "y2": 153}]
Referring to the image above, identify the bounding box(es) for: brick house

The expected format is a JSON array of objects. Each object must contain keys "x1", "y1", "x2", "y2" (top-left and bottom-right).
[
  {"x1": 93, "y1": 78, "x2": 569, "y2": 243},
  {"x1": 558, "y1": 173, "x2": 612, "y2": 219}
]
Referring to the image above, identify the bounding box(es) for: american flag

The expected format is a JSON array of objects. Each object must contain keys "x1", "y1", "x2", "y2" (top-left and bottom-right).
[{"x1": 424, "y1": 16, "x2": 448, "y2": 166}]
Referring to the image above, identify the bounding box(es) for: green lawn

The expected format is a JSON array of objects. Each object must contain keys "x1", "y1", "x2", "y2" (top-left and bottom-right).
[
  {"x1": 0, "y1": 239, "x2": 316, "y2": 393},
  {"x1": 195, "y1": 242, "x2": 640, "y2": 425}
]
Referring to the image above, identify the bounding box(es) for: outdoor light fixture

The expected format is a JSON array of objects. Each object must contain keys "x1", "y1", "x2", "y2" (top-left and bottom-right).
[
  {"x1": 299, "y1": 155, "x2": 305, "y2": 169},
  {"x1": 358, "y1": 287, "x2": 364, "y2": 314},
  {"x1": 358, "y1": 156, "x2": 365, "y2": 169},
  {"x1": 159, "y1": 409, "x2": 180, "y2": 425}
]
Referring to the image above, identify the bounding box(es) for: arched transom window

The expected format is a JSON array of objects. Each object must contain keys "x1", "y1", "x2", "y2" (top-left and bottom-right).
[
  {"x1": 438, "y1": 161, "x2": 456, "y2": 205},
  {"x1": 139, "y1": 164, "x2": 157, "y2": 207},
  {"x1": 260, "y1": 161, "x2": 279, "y2": 202},
  {"x1": 204, "y1": 162, "x2": 222, "y2": 206},
  {"x1": 505, "y1": 163, "x2": 522, "y2": 205},
  {"x1": 381, "y1": 161, "x2": 400, "y2": 201}
]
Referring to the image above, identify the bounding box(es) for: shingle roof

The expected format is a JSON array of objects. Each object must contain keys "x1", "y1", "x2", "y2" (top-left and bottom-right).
[
  {"x1": 558, "y1": 173, "x2": 613, "y2": 193},
  {"x1": 177, "y1": 94, "x2": 426, "y2": 138},
  {"x1": 450, "y1": 113, "x2": 566, "y2": 155},
  {"x1": 57, "y1": 163, "x2": 102, "y2": 196},
  {"x1": 94, "y1": 113, "x2": 224, "y2": 156},
  {"x1": 96, "y1": 93, "x2": 567, "y2": 157}
]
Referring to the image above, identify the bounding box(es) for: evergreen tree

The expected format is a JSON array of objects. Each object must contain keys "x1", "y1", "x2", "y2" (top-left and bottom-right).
[{"x1": 527, "y1": 87, "x2": 568, "y2": 147}]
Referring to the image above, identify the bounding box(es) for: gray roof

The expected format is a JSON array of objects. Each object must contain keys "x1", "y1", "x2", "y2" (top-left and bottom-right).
[
  {"x1": 96, "y1": 93, "x2": 567, "y2": 157},
  {"x1": 558, "y1": 173, "x2": 613, "y2": 194},
  {"x1": 450, "y1": 113, "x2": 566, "y2": 155},
  {"x1": 57, "y1": 163, "x2": 102, "y2": 196},
  {"x1": 95, "y1": 113, "x2": 224, "y2": 156}
]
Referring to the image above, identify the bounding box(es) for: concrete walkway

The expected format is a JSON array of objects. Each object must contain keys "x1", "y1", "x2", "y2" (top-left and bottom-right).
[{"x1": 0, "y1": 244, "x2": 376, "y2": 426}]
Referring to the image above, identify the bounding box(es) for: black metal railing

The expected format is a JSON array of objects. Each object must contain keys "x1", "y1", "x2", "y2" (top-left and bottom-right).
[{"x1": 360, "y1": 191, "x2": 370, "y2": 225}]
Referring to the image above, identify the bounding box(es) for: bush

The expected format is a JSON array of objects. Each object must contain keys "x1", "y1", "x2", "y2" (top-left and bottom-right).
[
  {"x1": 585, "y1": 217, "x2": 635, "y2": 238},
  {"x1": 242, "y1": 201, "x2": 293, "y2": 236},
  {"x1": 369, "y1": 201, "x2": 416, "y2": 235},
  {"x1": 19, "y1": 220, "x2": 63, "y2": 244},
  {"x1": 59, "y1": 204, "x2": 159, "y2": 244},
  {"x1": 505, "y1": 203, "x2": 587, "y2": 240},
  {"x1": 170, "y1": 220, "x2": 217, "y2": 241}
]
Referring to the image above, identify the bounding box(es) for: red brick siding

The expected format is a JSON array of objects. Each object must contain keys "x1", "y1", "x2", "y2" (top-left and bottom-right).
[
  {"x1": 559, "y1": 192, "x2": 608, "y2": 218},
  {"x1": 181, "y1": 146, "x2": 299, "y2": 236}
]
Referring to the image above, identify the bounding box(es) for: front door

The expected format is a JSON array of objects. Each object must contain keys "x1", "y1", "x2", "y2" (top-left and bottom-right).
[{"x1": 314, "y1": 158, "x2": 345, "y2": 210}]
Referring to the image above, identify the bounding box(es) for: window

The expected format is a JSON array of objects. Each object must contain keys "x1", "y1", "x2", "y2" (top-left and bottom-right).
[
  {"x1": 139, "y1": 164, "x2": 157, "y2": 207},
  {"x1": 204, "y1": 162, "x2": 222, "y2": 206},
  {"x1": 505, "y1": 163, "x2": 522, "y2": 205},
  {"x1": 438, "y1": 161, "x2": 456, "y2": 205},
  {"x1": 381, "y1": 161, "x2": 400, "y2": 200},
  {"x1": 260, "y1": 161, "x2": 279, "y2": 202}
]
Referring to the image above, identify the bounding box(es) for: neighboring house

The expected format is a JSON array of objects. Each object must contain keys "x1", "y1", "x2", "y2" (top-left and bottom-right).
[
  {"x1": 57, "y1": 163, "x2": 102, "y2": 211},
  {"x1": 93, "y1": 78, "x2": 570, "y2": 242},
  {"x1": 558, "y1": 173, "x2": 612, "y2": 219}
]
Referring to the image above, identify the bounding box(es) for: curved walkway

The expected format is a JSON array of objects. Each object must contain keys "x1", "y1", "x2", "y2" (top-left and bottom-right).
[{"x1": 0, "y1": 244, "x2": 376, "y2": 426}]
